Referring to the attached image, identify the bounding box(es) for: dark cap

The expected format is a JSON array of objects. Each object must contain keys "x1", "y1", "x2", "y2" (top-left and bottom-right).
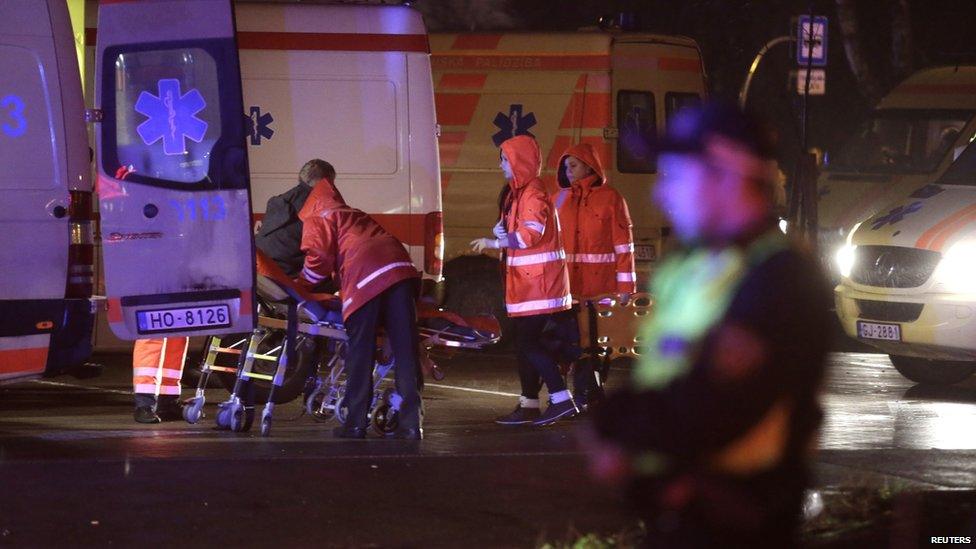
[{"x1": 658, "y1": 100, "x2": 776, "y2": 160}]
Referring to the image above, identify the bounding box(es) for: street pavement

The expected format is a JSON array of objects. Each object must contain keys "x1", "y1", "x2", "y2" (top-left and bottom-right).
[{"x1": 2, "y1": 346, "x2": 976, "y2": 547}]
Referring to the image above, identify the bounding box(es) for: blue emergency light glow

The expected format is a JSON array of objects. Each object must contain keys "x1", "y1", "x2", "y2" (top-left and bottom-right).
[
  {"x1": 1, "y1": 94, "x2": 27, "y2": 138},
  {"x1": 169, "y1": 195, "x2": 228, "y2": 222},
  {"x1": 135, "y1": 79, "x2": 208, "y2": 155}
]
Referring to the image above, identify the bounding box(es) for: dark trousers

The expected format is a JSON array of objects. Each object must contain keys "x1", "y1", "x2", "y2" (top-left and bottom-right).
[
  {"x1": 344, "y1": 279, "x2": 422, "y2": 431},
  {"x1": 513, "y1": 314, "x2": 567, "y2": 399}
]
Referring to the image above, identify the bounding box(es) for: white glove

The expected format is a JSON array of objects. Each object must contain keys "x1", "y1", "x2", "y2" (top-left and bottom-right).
[
  {"x1": 470, "y1": 237, "x2": 503, "y2": 253},
  {"x1": 492, "y1": 220, "x2": 508, "y2": 239}
]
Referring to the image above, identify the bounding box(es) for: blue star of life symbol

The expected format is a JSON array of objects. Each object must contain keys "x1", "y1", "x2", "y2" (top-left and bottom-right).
[
  {"x1": 246, "y1": 106, "x2": 275, "y2": 145},
  {"x1": 135, "y1": 79, "x2": 208, "y2": 156},
  {"x1": 870, "y1": 201, "x2": 923, "y2": 230},
  {"x1": 492, "y1": 104, "x2": 536, "y2": 147}
]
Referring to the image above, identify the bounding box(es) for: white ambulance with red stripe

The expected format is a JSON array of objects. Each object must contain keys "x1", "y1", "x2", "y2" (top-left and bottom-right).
[
  {"x1": 79, "y1": 1, "x2": 442, "y2": 352},
  {"x1": 430, "y1": 30, "x2": 706, "y2": 288},
  {"x1": 832, "y1": 67, "x2": 976, "y2": 385},
  {"x1": 2, "y1": 0, "x2": 441, "y2": 380}
]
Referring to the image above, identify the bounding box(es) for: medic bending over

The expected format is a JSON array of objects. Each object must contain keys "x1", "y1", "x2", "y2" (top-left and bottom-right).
[{"x1": 297, "y1": 159, "x2": 424, "y2": 440}]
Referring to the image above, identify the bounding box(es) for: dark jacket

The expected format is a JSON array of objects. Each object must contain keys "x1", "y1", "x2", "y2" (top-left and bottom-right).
[{"x1": 255, "y1": 183, "x2": 312, "y2": 277}]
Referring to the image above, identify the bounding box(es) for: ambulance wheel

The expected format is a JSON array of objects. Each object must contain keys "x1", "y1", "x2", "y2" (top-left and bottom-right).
[
  {"x1": 889, "y1": 355, "x2": 976, "y2": 385},
  {"x1": 372, "y1": 403, "x2": 398, "y2": 435}
]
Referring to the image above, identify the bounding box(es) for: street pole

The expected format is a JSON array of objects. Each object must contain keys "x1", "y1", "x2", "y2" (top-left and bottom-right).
[
  {"x1": 800, "y1": 6, "x2": 818, "y2": 250},
  {"x1": 738, "y1": 35, "x2": 792, "y2": 109}
]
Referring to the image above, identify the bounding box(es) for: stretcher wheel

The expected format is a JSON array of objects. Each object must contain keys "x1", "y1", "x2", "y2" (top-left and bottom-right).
[
  {"x1": 183, "y1": 397, "x2": 205, "y2": 424},
  {"x1": 371, "y1": 403, "x2": 398, "y2": 435},
  {"x1": 215, "y1": 402, "x2": 233, "y2": 430},
  {"x1": 308, "y1": 390, "x2": 335, "y2": 423},
  {"x1": 334, "y1": 395, "x2": 348, "y2": 425},
  {"x1": 230, "y1": 406, "x2": 254, "y2": 433},
  {"x1": 430, "y1": 365, "x2": 445, "y2": 381},
  {"x1": 260, "y1": 414, "x2": 272, "y2": 437}
]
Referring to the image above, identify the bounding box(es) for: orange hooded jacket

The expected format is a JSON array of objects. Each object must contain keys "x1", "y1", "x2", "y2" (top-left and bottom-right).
[
  {"x1": 554, "y1": 143, "x2": 636, "y2": 298},
  {"x1": 298, "y1": 177, "x2": 419, "y2": 321},
  {"x1": 499, "y1": 135, "x2": 572, "y2": 317}
]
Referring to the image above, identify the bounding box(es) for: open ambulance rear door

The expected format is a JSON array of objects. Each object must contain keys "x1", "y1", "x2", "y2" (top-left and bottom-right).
[
  {"x1": 0, "y1": 0, "x2": 92, "y2": 382},
  {"x1": 95, "y1": 0, "x2": 255, "y2": 339}
]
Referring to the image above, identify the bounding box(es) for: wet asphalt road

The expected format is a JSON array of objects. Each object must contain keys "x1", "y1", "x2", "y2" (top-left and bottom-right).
[{"x1": 2, "y1": 346, "x2": 976, "y2": 547}]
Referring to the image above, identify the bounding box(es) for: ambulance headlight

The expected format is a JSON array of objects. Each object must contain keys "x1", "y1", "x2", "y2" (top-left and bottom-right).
[
  {"x1": 835, "y1": 244, "x2": 857, "y2": 278},
  {"x1": 933, "y1": 242, "x2": 976, "y2": 294},
  {"x1": 834, "y1": 222, "x2": 862, "y2": 279}
]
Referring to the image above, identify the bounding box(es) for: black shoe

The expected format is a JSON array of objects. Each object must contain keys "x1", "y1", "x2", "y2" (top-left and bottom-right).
[
  {"x1": 384, "y1": 427, "x2": 424, "y2": 440},
  {"x1": 494, "y1": 405, "x2": 541, "y2": 425},
  {"x1": 533, "y1": 399, "x2": 578, "y2": 426},
  {"x1": 156, "y1": 400, "x2": 183, "y2": 422},
  {"x1": 333, "y1": 426, "x2": 367, "y2": 439},
  {"x1": 134, "y1": 406, "x2": 161, "y2": 424}
]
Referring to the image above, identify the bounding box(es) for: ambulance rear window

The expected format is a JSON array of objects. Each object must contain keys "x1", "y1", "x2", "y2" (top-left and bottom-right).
[
  {"x1": 100, "y1": 39, "x2": 248, "y2": 190},
  {"x1": 617, "y1": 90, "x2": 657, "y2": 174},
  {"x1": 0, "y1": 45, "x2": 56, "y2": 190}
]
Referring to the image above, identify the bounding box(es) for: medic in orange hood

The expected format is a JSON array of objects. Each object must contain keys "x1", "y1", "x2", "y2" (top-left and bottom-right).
[
  {"x1": 554, "y1": 143, "x2": 636, "y2": 299},
  {"x1": 471, "y1": 135, "x2": 572, "y2": 317}
]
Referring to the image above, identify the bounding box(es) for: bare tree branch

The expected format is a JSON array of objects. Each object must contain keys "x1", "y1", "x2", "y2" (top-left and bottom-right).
[
  {"x1": 890, "y1": 0, "x2": 914, "y2": 81},
  {"x1": 835, "y1": 0, "x2": 885, "y2": 103}
]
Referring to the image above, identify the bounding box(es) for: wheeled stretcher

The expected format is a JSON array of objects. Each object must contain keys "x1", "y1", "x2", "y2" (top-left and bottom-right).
[
  {"x1": 572, "y1": 292, "x2": 653, "y2": 394},
  {"x1": 183, "y1": 251, "x2": 500, "y2": 436}
]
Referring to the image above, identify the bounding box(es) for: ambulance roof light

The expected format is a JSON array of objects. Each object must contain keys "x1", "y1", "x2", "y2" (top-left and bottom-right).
[{"x1": 598, "y1": 12, "x2": 640, "y2": 32}]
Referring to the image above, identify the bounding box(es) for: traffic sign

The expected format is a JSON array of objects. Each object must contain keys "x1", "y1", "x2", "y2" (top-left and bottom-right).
[
  {"x1": 796, "y1": 15, "x2": 828, "y2": 67},
  {"x1": 793, "y1": 69, "x2": 826, "y2": 95}
]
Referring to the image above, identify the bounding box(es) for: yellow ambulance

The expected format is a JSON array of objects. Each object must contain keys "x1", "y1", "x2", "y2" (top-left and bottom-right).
[
  {"x1": 832, "y1": 67, "x2": 976, "y2": 385},
  {"x1": 430, "y1": 30, "x2": 707, "y2": 289}
]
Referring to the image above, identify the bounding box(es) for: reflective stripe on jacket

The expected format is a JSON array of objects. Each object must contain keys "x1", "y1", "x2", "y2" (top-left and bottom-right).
[
  {"x1": 500, "y1": 135, "x2": 571, "y2": 317},
  {"x1": 132, "y1": 337, "x2": 188, "y2": 396},
  {"x1": 299, "y1": 177, "x2": 419, "y2": 321},
  {"x1": 554, "y1": 143, "x2": 636, "y2": 298}
]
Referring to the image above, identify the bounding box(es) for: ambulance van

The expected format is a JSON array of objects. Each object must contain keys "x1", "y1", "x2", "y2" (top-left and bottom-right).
[
  {"x1": 832, "y1": 67, "x2": 976, "y2": 385},
  {"x1": 79, "y1": 1, "x2": 442, "y2": 352},
  {"x1": 2, "y1": 0, "x2": 259, "y2": 382},
  {"x1": 817, "y1": 67, "x2": 976, "y2": 277},
  {"x1": 429, "y1": 30, "x2": 706, "y2": 289}
]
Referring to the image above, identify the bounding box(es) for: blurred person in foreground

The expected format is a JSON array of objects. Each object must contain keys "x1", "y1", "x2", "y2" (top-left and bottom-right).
[{"x1": 585, "y1": 101, "x2": 830, "y2": 548}]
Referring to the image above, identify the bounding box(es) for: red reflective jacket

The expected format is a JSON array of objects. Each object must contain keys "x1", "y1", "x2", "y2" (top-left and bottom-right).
[
  {"x1": 554, "y1": 143, "x2": 636, "y2": 298},
  {"x1": 500, "y1": 135, "x2": 572, "y2": 317},
  {"x1": 298, "y1": 178, "x2": 419, "y2": 321}
]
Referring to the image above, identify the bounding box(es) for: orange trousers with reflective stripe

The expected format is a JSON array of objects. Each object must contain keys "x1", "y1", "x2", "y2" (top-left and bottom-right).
[{"x1": 132, "y1": 338, "x2": 189, "y2": 397}]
